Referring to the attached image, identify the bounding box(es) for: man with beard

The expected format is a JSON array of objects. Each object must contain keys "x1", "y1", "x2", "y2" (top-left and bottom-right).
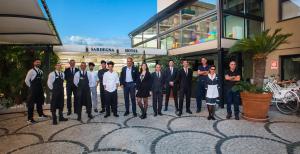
[{"x1": 25, "y1": 58, "x2": 49, "y2": 124}]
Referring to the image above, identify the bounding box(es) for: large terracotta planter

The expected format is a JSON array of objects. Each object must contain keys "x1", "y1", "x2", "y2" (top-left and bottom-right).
[{"x1": 240, "y1": 92, "x2": 273, "y2": 122}]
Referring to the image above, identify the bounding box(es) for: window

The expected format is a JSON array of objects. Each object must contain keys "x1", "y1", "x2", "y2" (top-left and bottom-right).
[
  {"x1": 246, "y1": 19, "x2": 261, "y2": 37},
  {"x1": 280, "y1": 0, "x2": 300, "y2": 20},
  {"x1": 182, "y1": 16, "x2": 217, "y2": 47},
  {"x1": 246, "y1": 0, "x2": 263, "y2": 17},
  {"x1": 281, "y1": 55, "x2": 300, "y2": 80},
  {"x1": 143, "y1": 24, "x2": 157, "y2": 41},
  {"x1": 223, "y1": 14, "x2": 244, "y2": 39},
  {"x1": 180, "y1": 0, "x2": 216, "y2": 24},
  {"x1": 144, "y1": 39, "x2": 157, "y2": 48},
  {"x1": 132, "y1": 33, "x2": 143, "y2": 45},
  {"x1": 159, "y1": 12, "x2": 180, "y2": 34},
  {"x1": 223, "y1": 0, "x2": 244, "y2": 14}
]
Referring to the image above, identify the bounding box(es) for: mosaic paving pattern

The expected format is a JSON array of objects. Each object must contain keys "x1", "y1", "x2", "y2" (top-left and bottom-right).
[{"x1": 0, "y1": 96, "x2": 300, "y2": 154}]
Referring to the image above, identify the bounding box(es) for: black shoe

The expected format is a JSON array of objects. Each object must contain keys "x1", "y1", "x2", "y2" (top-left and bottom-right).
[
  {"x1": 196, "y1": 109, "x2": 201, "y2": 113},
  {"x1": 226, "y1": 114, "x2": 232, "y2": 119},
  {"x1": 104, "y1": 114, "x2": 110, "y2": 118},
  {"x1": 164, "y1": 107, "x2": 168, "y2": 111},
  {"x1": 158, "y1": 112, "x2": 163, "y2": 116},
  {"x1": 133, "y1": 113, "x2": 137, "y2": 117},
  {"x1": 154, "y1": 113, "x2": 157, "y2": 117},
  {"x1": 67, "y1": 111, "x2": 71, "y2": 115},
  {"x1": 113, "y1": 114, "x2": 119, "y2": 117},
  {"x1": 235, "y1": 116, "x2": 240, "y2": 120},
  {"x1": 88, "y1": 114, "x2": 94, "y2": 119},
  {"x1": 77, "y1": 117, "x2": 81, "y2": 121},
  {"x1": 59, "y1": 117, "x2": 68, "y2": 121},
  {"x1": 94, "y1": 109, "x2": 98, "y2": 113},
  {"x1": 207, "y1": 116, "x2": 212, "y2": 120},
  {"x1": 211, "y1": 116, "x2": 216, "y2": 120},
  {"x1": 27, "y1": 119, "x2": 37, "y2": 124},
  {"x1": 186, "y1": 110, "x2": 193, "y2": 114},
  {"x1": 124, "y1": 112, "x2": 129, "y2": 116},
  {"x1": 39, "y1": 114, "x2": 49, "y2": 118},
  {"x1": 100, "y1": 109, "x2": 105, "y2": 113}
]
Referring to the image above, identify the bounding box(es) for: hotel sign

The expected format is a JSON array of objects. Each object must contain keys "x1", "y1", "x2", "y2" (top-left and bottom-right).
[{"x1": 87, "y1": 46, "x2": 117, "y2": 54}]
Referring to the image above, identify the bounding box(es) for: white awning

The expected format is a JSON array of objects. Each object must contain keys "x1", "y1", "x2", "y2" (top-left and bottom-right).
[{"x1": 0, "y1": 0, "x2": 61, "y2": 45}]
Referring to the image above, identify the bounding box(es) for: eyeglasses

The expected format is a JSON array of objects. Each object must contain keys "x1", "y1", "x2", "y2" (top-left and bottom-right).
[{"x1": 210, "y1": 69, "x2": 216, "y2": 70}]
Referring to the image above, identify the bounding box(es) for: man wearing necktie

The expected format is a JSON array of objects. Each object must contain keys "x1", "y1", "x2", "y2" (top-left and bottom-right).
[
  {"x1": 64, "y1": 60, "x2": 79, "y2": 115},
  {"x1": 151, "y1": 64, "x2": 165, "y2": 116},
  {"x1": 164, "y1": 60, "x2": 178, "y2": 111},
  {"x1": 176, "y1": 59, "x2": 193, "y2": 116},
  {"x1": 73, "y1": 62, "x2": 94, "y2": 121},
  {"x1": 47, "y1": 63, "x2": 68, "y2": 125}
]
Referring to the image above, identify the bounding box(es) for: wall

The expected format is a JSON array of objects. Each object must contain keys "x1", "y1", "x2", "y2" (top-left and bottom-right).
[
  {"x1": 157, "y1": 0, "x2": 177, "y2": 13},
  {"x1": 264, "y1": 0, "x2": 300, "y2": 78}
]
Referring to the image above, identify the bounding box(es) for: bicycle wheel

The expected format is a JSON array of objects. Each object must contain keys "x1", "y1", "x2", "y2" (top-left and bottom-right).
[{"x1": 276, "y1": 91, "x2": 300, "y2": 115}]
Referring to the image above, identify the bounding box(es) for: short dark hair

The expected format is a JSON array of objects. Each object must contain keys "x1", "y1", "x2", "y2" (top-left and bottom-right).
[
  {"x1": 169, "y1": 59, "x2": 174, "y2": 62},
  {"x1": 107, "y1": 61, "x2": 114, "y2": 66},
  {"x1": 182, "y1": 59, "x2": 188, "y2": 62},
  {"x1": 155, "y1": 63, "x2": 161, "y2": 67},
  {"x1": 100, "y1": 60, "x2": 106, "y2": 64},
  {"x1": 81, "y1": 62, "x2": 86, "y2": 65},
  {"x1": 88, "y1": 62, "x2": 95, "y2": 67},
  {"x1": 210, "y1": 65, "x2": 216, "y2": 69},
  {"x1": 69, "y1": 59, "x2": 75, "y2": 62},
  {"x1": 200, "y1": 57, "x2": 207, "y2": 61},
  {"x1": 34, "y1": 58, "x2": 41, "y2": 62}
]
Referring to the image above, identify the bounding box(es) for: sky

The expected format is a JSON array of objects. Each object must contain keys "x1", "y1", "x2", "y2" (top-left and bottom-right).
[{"x1": 46, "y1": 0, "x2": 157, "y2": 47}]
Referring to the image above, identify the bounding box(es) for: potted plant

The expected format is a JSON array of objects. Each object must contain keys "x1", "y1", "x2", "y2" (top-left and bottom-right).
[{"x1": 230, "y1": 29, "x2": 292, "y2": 121}]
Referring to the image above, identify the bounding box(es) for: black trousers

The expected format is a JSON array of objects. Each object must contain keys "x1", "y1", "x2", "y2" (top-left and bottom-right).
[
  {"x1": 105, "y1": 90, "x2": 118, "y2": 115},
  {"x1": 179, "y1": 88, "x2": 191, "y2": 113},
  {"x1": 27, "y1": 101, "x2": 43, "y2": 120},
  {"x1": 99, "y1": 83, "x2": 106, "y2": 110},
  {"x1": 50, "y1": 91, "x2": 64, "y2": 118},
  {"x1": 77, "y1": 91, "x2": 92, "y2": 118},
  {"x1": 152, "y1": 91, "x2": 163, "y2": 114},
  {"x1": 66, "y1": 84, "x2": 77, "y2": 113},
  {"x1": 165, "y1": 85, "x2": 178, "y2": 110}
]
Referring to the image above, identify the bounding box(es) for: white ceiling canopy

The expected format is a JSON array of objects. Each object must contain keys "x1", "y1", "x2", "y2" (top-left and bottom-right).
[{"x1": 0, "y1": 0, "x2": 61, "y2": 45}]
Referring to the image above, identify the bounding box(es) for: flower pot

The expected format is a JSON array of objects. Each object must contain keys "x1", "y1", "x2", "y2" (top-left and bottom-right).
[{"x1": 240, "y1": 92, "x2": 273, "y2": 122}]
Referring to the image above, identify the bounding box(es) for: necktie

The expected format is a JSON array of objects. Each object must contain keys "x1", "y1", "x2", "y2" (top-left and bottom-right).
[
  {"x1": 185, "y1": 68, "x2": 188, "y2": 75},
  {"x1": 170, "y1": 67, "x2": 173, "y2": 75}
]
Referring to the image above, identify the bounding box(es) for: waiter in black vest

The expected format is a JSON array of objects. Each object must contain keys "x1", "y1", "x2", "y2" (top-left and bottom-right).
[
  {"x1": 47, "y1": 63, "x2": 68, "y2": 125},
  {"x1": 74, "y1": 62, "x2": 93, "y2": 121},
  {"x1": 25, "y1": 58, "x2": 49, "y2": 124},
  {"x1": 64, "y1": 59, "x2": 79, "y2": 115}
]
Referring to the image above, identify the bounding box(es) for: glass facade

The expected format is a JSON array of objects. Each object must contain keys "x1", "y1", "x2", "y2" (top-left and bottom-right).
[
  {"x1": 222, "y1": 0, "x2": 263, "y2": 39},
  {"x1": 131, "y1": 0, "x2": 263, "y2": 48}
]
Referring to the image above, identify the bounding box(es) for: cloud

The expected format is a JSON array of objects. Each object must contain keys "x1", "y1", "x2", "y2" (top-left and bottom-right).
[{"x1": 63, "y1": 35, "x2": 131, "y2": 47}]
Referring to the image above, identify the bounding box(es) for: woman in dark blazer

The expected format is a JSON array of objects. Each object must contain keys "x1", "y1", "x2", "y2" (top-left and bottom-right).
[{"x1": 136, "y1": 62, "x2": 152, "y2": 119}]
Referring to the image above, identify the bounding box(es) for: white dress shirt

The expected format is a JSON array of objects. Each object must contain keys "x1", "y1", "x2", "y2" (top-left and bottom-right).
[
  {"x1": 25, "y1": 67, "x2": 43, "y2": 87},
  {"x1": 125, "y1": 67, "x2": 133, "y2": 82},
  {"x1": 103, "y1": 71, "x2": 119, "y2": 92},
  {"x1": 47, "y1": 71, "x2": 64, "y2": 90},
  {"x1": 88, "y1": 70, "x2": 99, "y2": 87},
  {"x1": 73, "y1": 70, "x2": 93, "y2": 87}
]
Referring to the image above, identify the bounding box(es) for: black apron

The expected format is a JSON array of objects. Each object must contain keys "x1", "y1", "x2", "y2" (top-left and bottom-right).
[
  {"x1": 27, "y1": 68, "x2": 45, "y2": 105},
  {"x1": 50, "y1": 72, "x2": 64, "y2": 111},
  {"x1": 77, "y1": 71, "x2": 91, "y2": 107}
]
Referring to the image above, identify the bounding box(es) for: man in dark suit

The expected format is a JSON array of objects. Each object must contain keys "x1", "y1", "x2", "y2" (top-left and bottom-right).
[
  {"x1": 98, "y1": 60, "x2": 108, "y2": 113},
  {"x1": 120, "y1": 57, "x2": 139, "y2": 117},
  {"x1": 164, "y1": 59, "x2": 178, "y2": 111},
  {"x1": 176, "y1": 59, "x2": 193, "y2": 116},
  {"x1": 64, "y1": 60, "x2": 79, "y2": 115},
  {"x1": 151, "y1": 63, "x2": 165, "y2": 116}
]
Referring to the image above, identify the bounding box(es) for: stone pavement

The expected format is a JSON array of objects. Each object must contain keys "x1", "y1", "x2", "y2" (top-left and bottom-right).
[{"x1": 0, "y1": 94, "x2": 300, "y2": 154}]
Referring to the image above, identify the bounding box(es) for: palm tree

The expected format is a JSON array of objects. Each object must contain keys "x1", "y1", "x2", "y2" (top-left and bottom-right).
[{"x1": 229, "y1": 29, "x2": 292, "y2": 87}]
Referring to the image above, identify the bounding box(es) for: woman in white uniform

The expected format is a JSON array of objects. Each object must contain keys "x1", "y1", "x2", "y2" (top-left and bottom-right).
[{"x1": 205, "y1": 65, "x2": 220, "y2": 120}]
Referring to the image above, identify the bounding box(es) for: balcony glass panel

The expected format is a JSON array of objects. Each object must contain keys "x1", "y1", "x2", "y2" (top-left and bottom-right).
[
  {"x1": 223, "y1": 14, "x2": 244, "y2": 39},
  {"x1": 133, "y1": 33, "x2": 143, "y2": 45},
  {"x1": 223, "y1": 0, "x2": 244, "y2": 14},
  {"x1": 159, "y1": 11, "x2": 180, "y2": 34},
  {"x1": 144, "y1": 39, "x2": 157, "y2": 48},
  {"x1": 143, "y1": 24, "x2": 157, "y2": 41}
]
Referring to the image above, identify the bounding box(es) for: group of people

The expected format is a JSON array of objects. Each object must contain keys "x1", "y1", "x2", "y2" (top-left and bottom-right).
[{"x1": 24, "y1": 56, "x2": 241, "y2": 125}]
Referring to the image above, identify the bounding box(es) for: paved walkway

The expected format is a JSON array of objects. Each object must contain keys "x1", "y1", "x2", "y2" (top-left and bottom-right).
[{"x1": 0, "y1": 94, "x2": 300, "y2": 154}]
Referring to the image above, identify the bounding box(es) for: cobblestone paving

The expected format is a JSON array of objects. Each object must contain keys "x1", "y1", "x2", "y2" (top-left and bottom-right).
[{"x1": 0, "y1": 95, "x2": 300, "y2": 154}]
